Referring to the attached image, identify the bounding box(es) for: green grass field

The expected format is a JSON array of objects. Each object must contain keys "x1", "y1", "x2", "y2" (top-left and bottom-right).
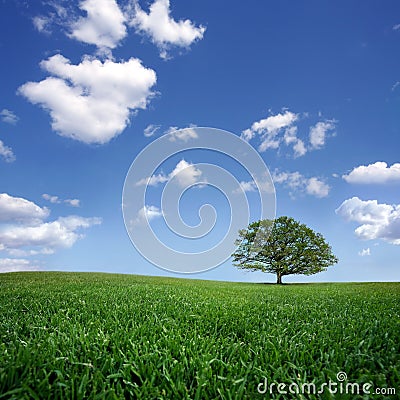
[{"x1": 0, "y1": 272, "x2": 399, "y2": 399}]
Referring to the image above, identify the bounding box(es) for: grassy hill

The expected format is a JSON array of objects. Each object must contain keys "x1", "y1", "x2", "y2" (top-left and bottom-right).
[{"x1": 0, "y1": 272, "x2": 398, "y2": 399}]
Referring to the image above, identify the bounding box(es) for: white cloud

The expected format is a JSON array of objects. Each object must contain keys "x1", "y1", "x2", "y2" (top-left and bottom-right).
[
  {"x1": 242, "y1": 110, "x2": 336, "y2": 157},
  {"x1": 283, "y1": 126, "x2": 307, "y2": 158},
  {"x1": 283, "y1": 126, "x2": 298, "y2": 145},
  {"x1": 251, "y1": 111, "x2": 298, "y2": 134},
  {"x1": 258, "y1": 135, "x2": 281, "y2": 152},
  {"x1": 136, "y1": 159, "x2": 203, "y2": 188},
  {"x1": 343, "y1": 162, "x2": 400, "y2": 184},
  {"x1": 393, "y1": 23, "x2": 400, "y2": 31},
  {"x1": 42, "y1": 193, "x2": 80, "y2": 207},
  {"x1": 241, "y1": 128, "x2": 254, "y2": 142},
  {"x1": 309, "y1": 120, "x2": 336, "y2": 149},
  {"x1": 272, "y1": 170, "x2": 330, "y2": 198},
  {"x1": 33, "y1": 0, "x2": 126, "y2": 51},
  {"x1": 137, "y1": 173, "x2": 168, "y2": 186},
  {"x1": 358, "y1": 248, "x2": 371, "y2": 257},
  {"x1": 0, "y1": 215, "x2": 101, "y2": 254},
  {"x1": 306, "y1": 177, "x2": 330, "y2": 198},
  {"x1": 0, "y1": 258, "x2": 41, "y2": 273},
  {"x1": 169, "y1": 159, "x2": 202, "y2": 187},
  {"x1": 392, "y1": 81, "x2": 400, "y2": 92},
  {"x1": 242, "y1": 110, "x2": 298, "y2": 153},
  {"x1": 1, "y1": 109, "x2": 19, "y2": 125},
  {"x1": 56, "y1": 215, "x2": 100, "y2": 230},
  {"x1": 42, "y1": 193, "x2": 60, "y2": 204},
  {"x1": 272, "y1": 170, "x2": 303, "y2": 187},
  {"x1": 144, "y1": 124, "x2": 161, "y2": 137},
  {"x1": 132, "y1": 205, "x2": 163, "y2": 226},
  {"x1": 32, "y1": 3, "x2": 72, "y2": 35},
  {"x1": 233, "y1": 178, "x2": 274, "y2": 194},
  {"x1": 293, "y1": 139, "x2": 307, "y2": 157},
  {"x1": 6, "y1": 248, "x2": 53, "y2": 257},
  {"x1": 19, "y1": 54, "x2": 156, "y2": 144},
  {"x1": 167, "y1": 126, "x2": 198, "y2": 142},
  {"x1": 69, "y1": 0, "x2": 127, "y2": 50},
  {"x1": 259, "y1": 112, "x2": 298, "y2": 151},
  {"x1": 336, "y1": 197, "x2": 393, "y2": 224},
  {"x1": 0, "y1": 193, "x2": 101, "y2": 255},
  {"x1": 129, "y1": 0, "x2": 206, "y2": 58},
  {"x1": 64, "y1": 199, "x2": 80, "y2": 207},
  {"x1": 0, "y1": 140, "x2": 15, "y2": 163},
  {"x1": 336, "y1": 197, "x2": 400, "y2": 245},
  {"x1": 237, "y1": 181, "x2": 257, "y2": 193},
  {"x1": 32, "y1": 0, "x2": 204, "y2": 59},
  {"x1": 140, "y1": 205, "x2": 163, "y2": 220},
  {"x1": 0, "y1": 193, "x2": 49, "y2": 224},
  {"x1": 33, "y1": 16, "x2": 51, "y2": 33}
]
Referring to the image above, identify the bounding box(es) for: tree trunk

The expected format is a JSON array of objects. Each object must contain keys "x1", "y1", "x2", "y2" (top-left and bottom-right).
[{"x1": 276, "y1": 272, "x2": 283, "y2": 284}]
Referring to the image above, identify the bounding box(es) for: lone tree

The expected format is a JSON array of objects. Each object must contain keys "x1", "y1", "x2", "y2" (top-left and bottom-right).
[{"x1": 232, "y1": 216, "x2": 338, "y2": 284}]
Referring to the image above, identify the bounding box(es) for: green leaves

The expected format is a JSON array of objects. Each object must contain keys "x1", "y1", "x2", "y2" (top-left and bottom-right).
[{"x1": 232, "y1": 216, "x2": 338, "y2": 283}]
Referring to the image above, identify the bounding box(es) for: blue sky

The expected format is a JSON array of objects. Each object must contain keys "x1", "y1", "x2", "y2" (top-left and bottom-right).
[{"x1": 1, "y1": 0, "x2": 400, "y2": 282}]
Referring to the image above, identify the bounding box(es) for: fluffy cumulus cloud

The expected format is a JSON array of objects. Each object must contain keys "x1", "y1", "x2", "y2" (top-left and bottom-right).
[
  {"x1": 169, "y1": 159, "x2": 203, "y2": 187},
  {"x1": 27, "y1": 2, "x2": 205, "y2": 145},
  {"x1": 306, "y1": 177, "x2": 330, "y2": 198},
  {"x1": 1, "y1": 109, "x2": 19, "y2": 125},
  {"x1": 69, "y1": 0, "x2": 127, "y2": 50},
  {"x1": 242, "y1": 110, "x2": 298, "y2": 152},
  {"x1": 0, "y1": 216, "x2": 101, "y2": 254},
  {"x1": 0, "y1": 193, "x2": 49, "y2": 224},
  {"x1": 129, "y1": 0, "x2": 206, "y2": 58},
  {"x1": 32, "y1": 0, "x2": 126, "y2": 51},
  {"x1": 336, "y1": 197, "x2": 400, "y2": 245},
  {"x1": 343, "y1": 161, "x2": 400, "y2": 184},
  {"x1": 309, "y1": 121, "x2": 336, "y2": 149},
  {"x1": 33, "y1": 0, "x2": 205, "y2": 59},
  {"x1": 0, "y1": 258, "x2": 41, "y2": 273},
  {"x1": 19, "y1": 54, "x2": 156, "y2": 144},
  {"x1": 136, "y1": 159, "x2": 203, "y2": 188},
  {"x1": 0, "y1": 193, "x2": 101, "y2": 256},
  {"x1": 0, "y1": 140, "x2": 15, "y2": 163},
  {"x1": 242, "y1": 110, "x2": 336, "y2": 157},
  {"x1": 272, "y1": 170, "x2": 330, "y2": 198}
]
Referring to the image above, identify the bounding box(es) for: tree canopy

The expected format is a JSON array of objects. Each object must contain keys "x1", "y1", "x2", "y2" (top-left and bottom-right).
[{"x1": 232, "y1": 216, "x2": 338, "y2": 284}]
